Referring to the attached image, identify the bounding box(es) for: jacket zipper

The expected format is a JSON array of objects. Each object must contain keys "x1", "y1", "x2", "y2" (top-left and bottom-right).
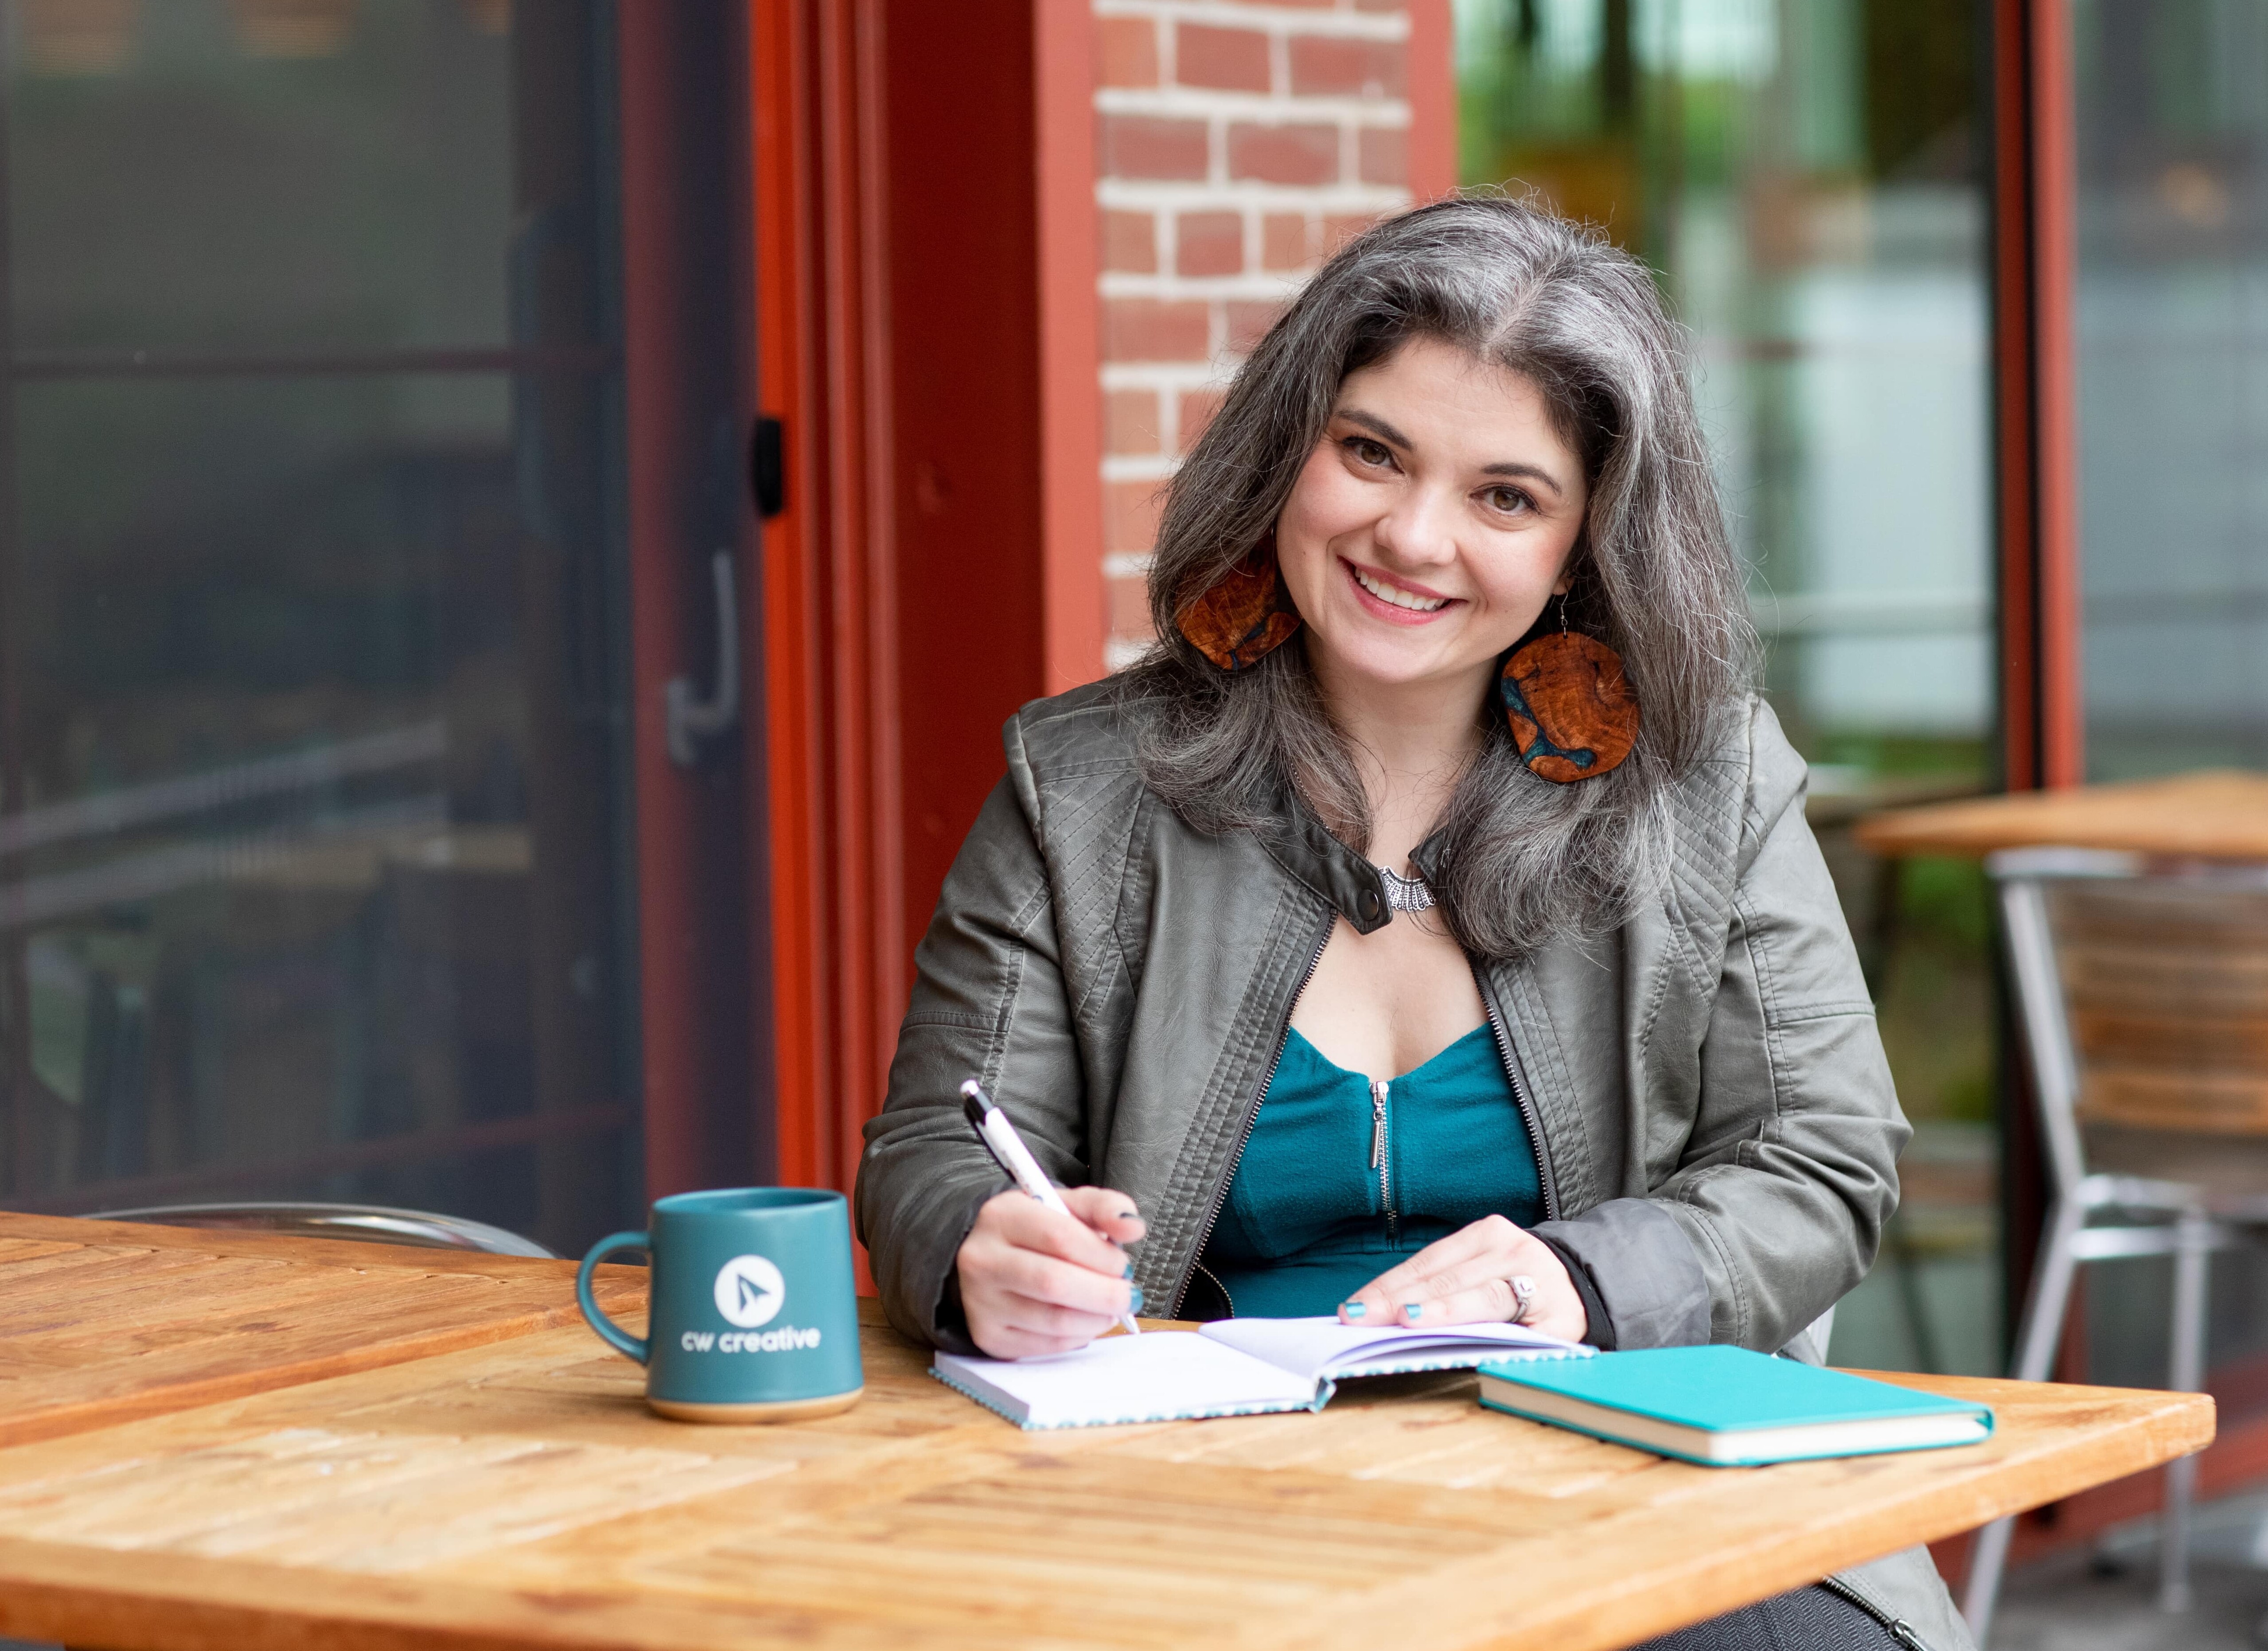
[
  {"x1": 1368, "y1": 1078, "x2": 1397, "y2": 1242},
  {"x1": 1172, "y1": 909, "x2": 1336, "y2": 1316},
  {"x1": 1816, "y1": 1576, "x2": 1930, "y2": 1650},
  {"x1": 1190, "y1": 1260, "x2": 1235, "y2": 1317},
  {"x1": 1473, "y1": 962, "x2": 1558, "y2": 1222}
]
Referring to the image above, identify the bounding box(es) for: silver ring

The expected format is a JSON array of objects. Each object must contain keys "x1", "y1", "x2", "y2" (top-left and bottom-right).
[{"x1": 1508, "y1": 1274, "x2": 1537, "y2": 1324}]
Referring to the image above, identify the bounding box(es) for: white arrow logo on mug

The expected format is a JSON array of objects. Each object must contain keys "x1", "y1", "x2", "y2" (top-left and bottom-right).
[{"x1": 713, "y1": 1254, "x2": 786, "y2": 1328}]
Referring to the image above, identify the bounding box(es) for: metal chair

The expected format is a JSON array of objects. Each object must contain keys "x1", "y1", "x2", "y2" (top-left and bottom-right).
[
  {"x1": 90, "y1": 1201, "x2": 553, "y2": 1258},
  {"x1": 1962, "y1": 848, "x2": 2268, "y2": 1642}
]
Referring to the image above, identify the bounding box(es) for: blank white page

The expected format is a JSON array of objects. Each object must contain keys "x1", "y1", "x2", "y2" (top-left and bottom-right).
[
  {"x1": 933, "y1": 1332, "x2": 1320, "y2": 1429},
  {"x1": 1201, "y1": 1316, "x2": 1585, "y2": 1382}
]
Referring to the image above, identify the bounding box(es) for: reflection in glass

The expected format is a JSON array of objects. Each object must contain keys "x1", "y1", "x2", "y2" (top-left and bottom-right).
[
  {"x1": 2073, "y1": 0, "x2": 2268, "y2": 779},
  {"x1": 0, "y1": 0, "x2": 636, "y2": 1255},
  {"x1": 2069, "y1": 0, "x2": 2268, "y2": 1392},
  {"x1": 9, "y1": 0, "x2": 514, "y2": 355},
  {"x1": 1457, "y1": 0, "x2": 1999, "y2": 1374}
]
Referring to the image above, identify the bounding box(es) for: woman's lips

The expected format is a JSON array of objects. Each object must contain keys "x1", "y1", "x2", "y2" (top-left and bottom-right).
[{"x1": 1343, "y1": 558, "x2": 1457, "y2": 625}]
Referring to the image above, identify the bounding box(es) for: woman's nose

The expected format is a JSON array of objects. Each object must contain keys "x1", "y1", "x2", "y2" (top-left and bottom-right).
[{"x1": 1371, "y1": 484, "x2": 1460, "y2": 569}]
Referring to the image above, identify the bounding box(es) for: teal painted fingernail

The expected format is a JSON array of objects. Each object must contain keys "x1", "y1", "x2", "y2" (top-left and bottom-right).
[
  {"x1": 1122, "y1": 1259, "x2": 1134, "y2": 1278},
  {"x1": 1129, "y1": 1288, "x2": 1145, "y2": 1313},
  {"x1": 1403, "y1": 1302, "x2": 1423, "y2": 1321},
  {"x1": 1341, "y1": 1301, "x2": 1365, "y2": 1319}
]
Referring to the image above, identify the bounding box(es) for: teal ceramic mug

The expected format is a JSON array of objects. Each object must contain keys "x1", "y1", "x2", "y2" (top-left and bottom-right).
[{"x1": 576, "y1": 1187, "x2": 864, "y2": 1422}]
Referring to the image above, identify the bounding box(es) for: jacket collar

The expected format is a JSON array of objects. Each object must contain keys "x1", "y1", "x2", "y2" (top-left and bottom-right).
[
  {"x1": 1409, "y1": 830, "x2": 1451, "y2": 890},
  {"x1": 1252, "y1": 783, "x2": 1453, "y2": 937}
]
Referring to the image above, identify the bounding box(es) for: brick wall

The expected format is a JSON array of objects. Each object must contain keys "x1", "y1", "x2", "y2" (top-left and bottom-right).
[{"x1": 1092, "y1": 0, "x2": 1434, "y2": 668}]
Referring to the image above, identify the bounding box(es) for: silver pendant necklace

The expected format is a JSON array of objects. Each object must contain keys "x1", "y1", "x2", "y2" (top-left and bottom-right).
[{"x1": 1375, "y1": 863, "x2": 1434, "y2": 914}]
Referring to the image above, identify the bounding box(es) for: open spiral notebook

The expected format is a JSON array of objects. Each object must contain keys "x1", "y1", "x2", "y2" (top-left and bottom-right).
[{"x1": 933, "y1": 1316, "x2": 1592, "y2": 1429}]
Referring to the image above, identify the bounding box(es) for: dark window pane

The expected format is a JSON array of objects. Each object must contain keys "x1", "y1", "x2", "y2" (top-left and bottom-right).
[
  {"x1": 2074, "y1": 0, "x2": 2268, "y2": 778},
  {"x1": 0, "y1": 0, "x2": 637, "y2": 1257},
  {"x1": 10, "y1": 0, "x2": 514, "y2": 355}
]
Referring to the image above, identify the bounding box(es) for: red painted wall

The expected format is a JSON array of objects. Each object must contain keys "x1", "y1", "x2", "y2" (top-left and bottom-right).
[{"x1": 883, "y1": 2, "x2": 1051, "y2": 984}]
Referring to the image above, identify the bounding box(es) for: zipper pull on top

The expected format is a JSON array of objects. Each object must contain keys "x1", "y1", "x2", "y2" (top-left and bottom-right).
[{"x1": 1371, "y1": 1077, "x2": 1397, "y2": 1242}]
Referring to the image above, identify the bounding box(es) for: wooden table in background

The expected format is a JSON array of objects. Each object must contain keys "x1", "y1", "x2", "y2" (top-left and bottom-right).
[
  {"x1": 1855, "y1": 768, "x2": 2268, "y2": 862},
  {"x1": 0, "y1": 1221, "x2": 2216, "y2": 1651}
]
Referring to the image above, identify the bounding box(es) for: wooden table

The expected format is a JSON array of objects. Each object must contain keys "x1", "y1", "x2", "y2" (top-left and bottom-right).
[
  {"x1": 1855, "y1": 768, "x2": 2268, "y2": 861},
  {"x1": 0, "y1": 1218, "x2": 2214, "y2": 1651},
  {"x1": 0, "y1": 1211, "x2": 648, "y2": 1448}
]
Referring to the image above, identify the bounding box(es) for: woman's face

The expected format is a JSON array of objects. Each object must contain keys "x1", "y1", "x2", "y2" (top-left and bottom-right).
[{"x1": 1274, "y1": 336, "x2": 1590, "y2": 701}]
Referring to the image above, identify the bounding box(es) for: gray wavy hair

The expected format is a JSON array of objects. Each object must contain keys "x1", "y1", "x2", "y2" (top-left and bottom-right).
[{"x1": 1112, "y1": 195, "x2": 1757, "y2": 959}]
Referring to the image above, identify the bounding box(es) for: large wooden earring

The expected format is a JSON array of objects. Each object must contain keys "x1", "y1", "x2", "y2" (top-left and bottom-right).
[
  {"x1": 1499, "y1": 598, "x2": 1640, "y2": 782},
  {"x1": 1176, "y1": 539, "x2": 1301, "y2": 672}
]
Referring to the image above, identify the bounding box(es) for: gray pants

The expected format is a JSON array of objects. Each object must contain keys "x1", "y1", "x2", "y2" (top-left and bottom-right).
[{"x1": 1637, "y1": 1585, "x2": 1905, "y2": 1650}]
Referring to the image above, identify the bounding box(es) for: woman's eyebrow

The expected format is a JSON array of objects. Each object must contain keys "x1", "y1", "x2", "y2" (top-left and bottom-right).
[
  {"x1": 1478, "y1": 460, "x2": 1564, "y2": 498},
  {"x1": 1337, "y1": 408, "x2": 1410, "y2": 447}
]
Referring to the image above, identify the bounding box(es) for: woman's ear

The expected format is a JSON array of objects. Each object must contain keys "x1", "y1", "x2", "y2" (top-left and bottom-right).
[{"x1": 1550, "y1": 531, "x2": 1590, "y2": 600}]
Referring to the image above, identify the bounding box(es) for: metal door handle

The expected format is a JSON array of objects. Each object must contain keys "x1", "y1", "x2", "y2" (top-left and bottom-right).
[{"x1": 665, "y1": 549, "x2": 740, "y2": 766}]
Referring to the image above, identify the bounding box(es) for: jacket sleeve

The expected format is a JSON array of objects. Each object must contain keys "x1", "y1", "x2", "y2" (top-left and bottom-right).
[
  {"x1": 1538, "y1": 703, "x2": 1908, "y2": 1353},
  {"x1": 854, "y1": 768, "x2": 1090, "y2": 1354}
]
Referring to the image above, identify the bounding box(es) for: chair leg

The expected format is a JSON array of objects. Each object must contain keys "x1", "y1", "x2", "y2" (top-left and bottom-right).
[
  {"x1": 1962, "y1": 1200, "x2": 2085, "y2": 1644},
  {"x1": 1963, "y1": 1519, "x2": 2019, "y2": 1648},
  {"x1": 2011, "y1": 1203, "x2": 2085, "y2": 1385},
  {"x1": 2160, "y1": 1214, "x2": 2211, "y2": 1613}
]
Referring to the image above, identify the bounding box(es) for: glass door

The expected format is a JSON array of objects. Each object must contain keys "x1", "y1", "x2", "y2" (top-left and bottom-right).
[
  {"x1": 1457, "y1": 0, "x2": 2001, "y2": 1375},
  {"x1": 0, "y1": 0, "x2": 640, "y2": 1254},
  {"x1": 2072, "y1": 0, "x2": 2268, "y2": 780},
  {"x1": 2066, "y1": 0, "x2": 2268, "y2": 1390}
]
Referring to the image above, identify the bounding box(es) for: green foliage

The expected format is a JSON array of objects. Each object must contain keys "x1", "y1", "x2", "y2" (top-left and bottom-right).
[
  {"x1": 1899, "y1": 855, "x2": 1993, "y2": 955},
  {"x1": 1877, "y1": 855, "x2": 1997, "y2": 1125},
  {"x1": 1816, "y1": 732, "x2": 1989, "y2": 781}
]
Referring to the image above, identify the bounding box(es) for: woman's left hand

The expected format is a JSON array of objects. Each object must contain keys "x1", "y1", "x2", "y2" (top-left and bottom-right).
[{"x1": 1338, "y1": 1214, "x2": 1588, "y2": 1343}]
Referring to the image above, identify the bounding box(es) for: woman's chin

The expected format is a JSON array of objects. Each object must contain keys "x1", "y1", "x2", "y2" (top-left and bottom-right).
[{"x1": 1309, "y1": 630, "x2": 1489, "y2": 696}]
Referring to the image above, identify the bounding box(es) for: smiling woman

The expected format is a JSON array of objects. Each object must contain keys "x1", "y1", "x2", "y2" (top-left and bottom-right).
[{"x1": 856, "y1": 198, "x2": 1965, "y2": 1651}]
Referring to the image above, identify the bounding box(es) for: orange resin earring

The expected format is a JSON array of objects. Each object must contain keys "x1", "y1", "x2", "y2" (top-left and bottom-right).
[
  {"x1": 1176, "y1": 543, "x2": 1301, "y2": 672},
  {"x1": 1499, "y1": 597, "x2": 1639, "y2": 782}
]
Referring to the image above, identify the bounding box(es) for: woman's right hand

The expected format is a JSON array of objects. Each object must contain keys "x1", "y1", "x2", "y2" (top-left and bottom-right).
[{"x1": 956, "y1": 1187, "x2": 1147, "y2": 1358}]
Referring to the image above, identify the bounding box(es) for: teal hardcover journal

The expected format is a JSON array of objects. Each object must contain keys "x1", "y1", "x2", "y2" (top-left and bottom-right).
[{"x1": 1477, "y1": 1345, "x2": 1994, "y2": 1466}]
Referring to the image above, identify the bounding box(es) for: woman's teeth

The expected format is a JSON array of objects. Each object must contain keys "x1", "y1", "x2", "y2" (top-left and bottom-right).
[{"x1": 1352, "y1": 566, "x2": 1447, "y2": 612}]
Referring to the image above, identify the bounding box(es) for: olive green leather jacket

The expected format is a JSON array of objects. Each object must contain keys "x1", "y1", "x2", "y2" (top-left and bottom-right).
[{"x1": 856, "y1": 681, "x2": 1971, "y2": 1651}]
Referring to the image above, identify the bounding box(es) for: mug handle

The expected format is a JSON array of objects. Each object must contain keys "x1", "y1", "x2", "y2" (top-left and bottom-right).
[{"x1": 577, "y1": 1230, "x2": 651, "y2": 1364}]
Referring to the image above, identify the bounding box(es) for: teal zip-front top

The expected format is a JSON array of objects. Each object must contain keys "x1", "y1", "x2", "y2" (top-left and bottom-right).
[{"x1": 1194, "y1": 1023, "x2": 1544, "y2": 1319}]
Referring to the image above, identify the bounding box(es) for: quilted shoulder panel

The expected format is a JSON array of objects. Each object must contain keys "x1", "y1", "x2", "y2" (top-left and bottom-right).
[
  {"x1": 1658, "y1": 699, "x2": 1761, "y2": 986},
  {"x1": 1003, "y1": 684, "x2": 1152, "y2": 1050}
]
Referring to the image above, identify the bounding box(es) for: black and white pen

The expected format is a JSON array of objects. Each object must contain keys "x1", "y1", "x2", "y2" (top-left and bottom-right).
[{"x1": 960, "y1": 1077, "x2": 1141, "y2": 1336}]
